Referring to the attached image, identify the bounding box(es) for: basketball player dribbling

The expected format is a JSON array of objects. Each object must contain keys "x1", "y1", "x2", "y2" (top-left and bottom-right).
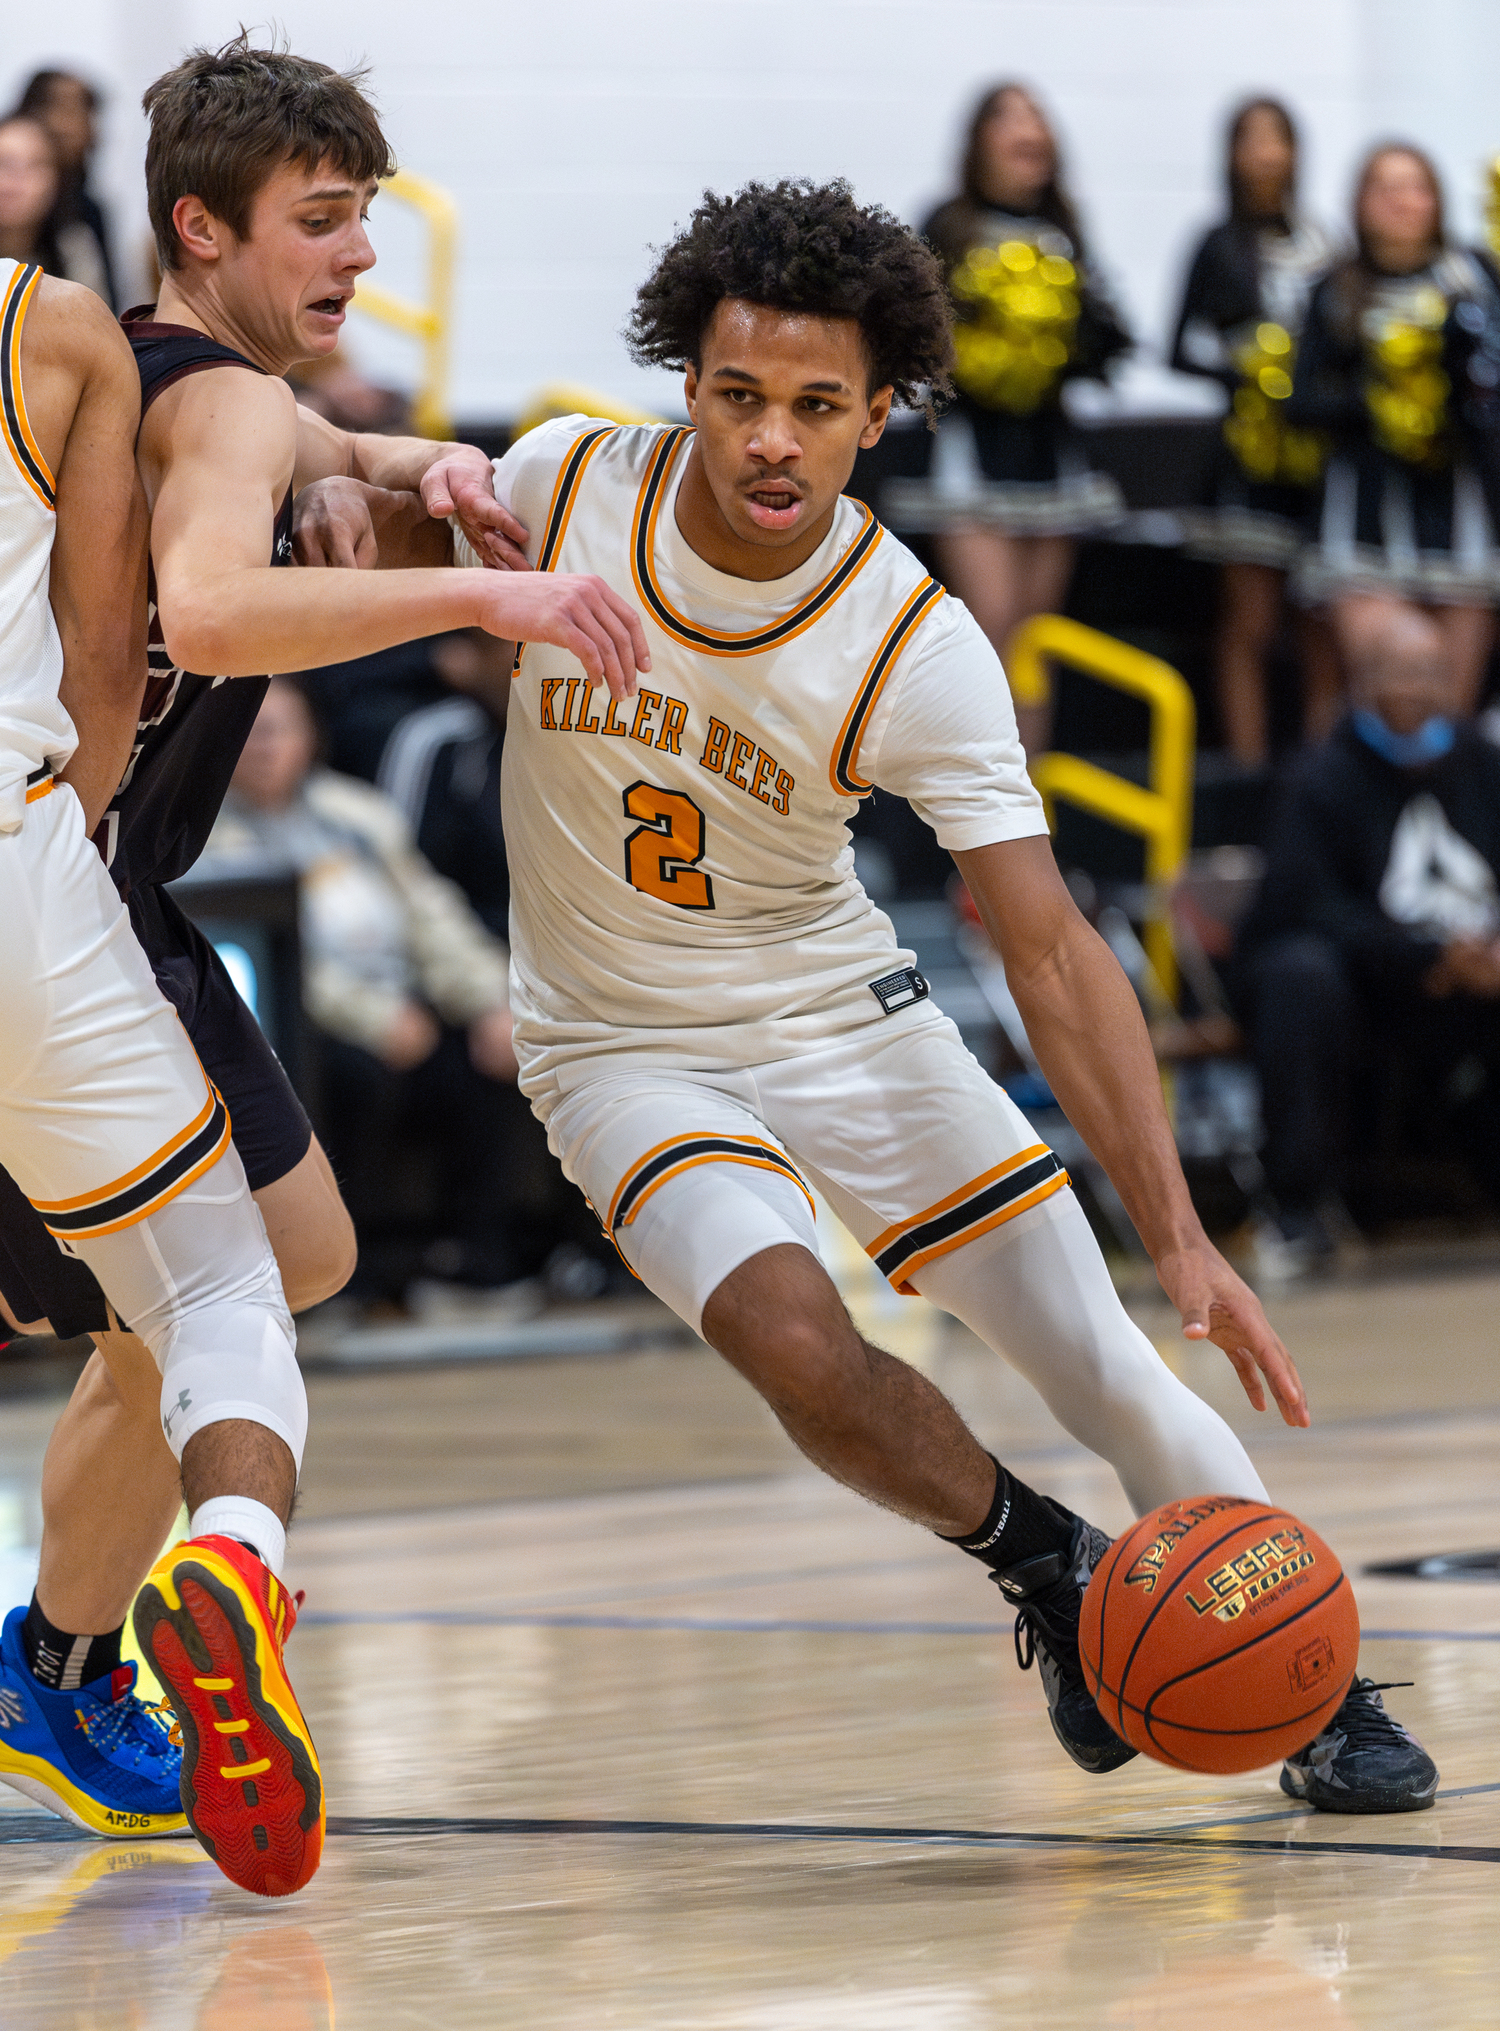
[
  {"x1": 318, "y1": 180, "x2": 1436, "y2": 1813},
  {"x1": 0, "y1": 37, "x2": 649, "y2": 1894}
]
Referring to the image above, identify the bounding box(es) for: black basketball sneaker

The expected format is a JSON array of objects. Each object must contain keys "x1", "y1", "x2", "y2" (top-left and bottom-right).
[
  {"x1": 990, "y1": 1511, "x2": 1138, "y2": 1774},
  {"x1": 1280, "y1": 1678, "x2": 1439, "y2": 1813}
]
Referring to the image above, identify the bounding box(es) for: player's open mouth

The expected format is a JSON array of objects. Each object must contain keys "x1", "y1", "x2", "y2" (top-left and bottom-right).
[
  {"x1": 307, "y1": 294, "x2": 348, "y2": 321},
  {"x1": 744, "y1": 486, "x2": 804, "y2": 531}
]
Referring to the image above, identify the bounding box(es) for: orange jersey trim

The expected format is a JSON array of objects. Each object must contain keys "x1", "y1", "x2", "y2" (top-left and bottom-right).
[
  {"x1": 0, "y1": 263, "x2": 56, "y2": 509},
  {"x1": 629, "y1": 427, "x2": 883, "y2": 657}
]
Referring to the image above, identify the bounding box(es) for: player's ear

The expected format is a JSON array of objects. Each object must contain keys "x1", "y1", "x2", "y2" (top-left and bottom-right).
[
  {"x1": 683, "y1": 360, "x2": 700, "y2": 423},
  {"x1": 171, "y1": 194, "x2": 224, "y2": 268},
  {"x1": 859, "y1": 385, "x2": 894, "y2": 451}
]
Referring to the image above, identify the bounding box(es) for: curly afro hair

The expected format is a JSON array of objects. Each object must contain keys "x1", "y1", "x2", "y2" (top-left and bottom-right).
[{"x1": 625, "y1": 179, "x2": 954, "y2": 415}]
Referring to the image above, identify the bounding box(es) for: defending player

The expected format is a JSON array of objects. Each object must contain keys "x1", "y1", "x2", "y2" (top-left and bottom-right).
[
  {"x1": 0, "y1": 37, "x2": 649, "y2": 1892},
  {"x1": 410, "y1": 181, "x2": 1429, "y2": 1813}
]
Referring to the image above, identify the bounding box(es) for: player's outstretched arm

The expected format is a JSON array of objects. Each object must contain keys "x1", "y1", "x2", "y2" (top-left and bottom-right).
[
  {"x1": 145, "y1": 375, "x2": 648, "y2": 695},
  {"x1": 954, "y1": 834, "x2": 1310, "y2": 1429},
  {"x1": 34, "y1": 284, "x2": 150, "y2": 832},
  {"x1": 292, "y1": 405, "x2": 528, "y2": 570}
]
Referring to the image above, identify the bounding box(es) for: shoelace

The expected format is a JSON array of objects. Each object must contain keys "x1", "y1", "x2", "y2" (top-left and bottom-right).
[
  {"x1": 1328, "y1": 1678, "x2": 1414, "y2": 1748},
  {"x1": 1011, "y1": 1593, "x2": 1078, "y2": 1678},
  {"x1": 75, "y1": 1690, "x2": 181, "y2": 1761}
]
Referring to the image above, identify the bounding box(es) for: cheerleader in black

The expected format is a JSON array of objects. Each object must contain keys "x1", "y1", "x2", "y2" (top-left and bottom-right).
[
  {"x1": 1171, "y1": 98, "x2": 1342, "y2": 763},
  {"x1": 893, "y1": 83, "x2": 1130, "y2": 746},
  {"x1": 1289, "y1": 145, "x2": 1500, "y2": 714}
]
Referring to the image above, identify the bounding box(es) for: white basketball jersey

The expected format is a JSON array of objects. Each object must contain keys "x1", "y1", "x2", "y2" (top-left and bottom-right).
[
  {"x1": 0, "y1": 261, "x2": 75, "y2": 798},
  {"x1": 479, "y1": 416, "x2": 1046, "y2": 1094}
]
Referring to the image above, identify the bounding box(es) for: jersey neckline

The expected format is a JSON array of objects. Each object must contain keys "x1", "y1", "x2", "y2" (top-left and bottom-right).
[{"x1": 630, "y1": 425, "x2": 883, "y2": 657}]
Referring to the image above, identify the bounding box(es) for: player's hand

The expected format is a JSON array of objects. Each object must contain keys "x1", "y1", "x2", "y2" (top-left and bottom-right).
[
  {"x1": 1155, "y1": 1240, "x2": 1310, "y2": 1428},
  {"x1": 468, "y1": 1005, "x2": 519, "y2": 1083},
  {"x1": 292, "y1": 477, "x2": 382, "y2": 570},
  {"x1": 1426, "y1": 936, "x2": 1500, "y2": 999},
  {"x1": 420, "y1": 448, "x2": 531, "y2": 572},
  {"x1": 379, "y1": 1000, "x2": 442, "y2": 1072},
  {"x1": 474, "y1": 571, "x2": 650, "y2": 701}
]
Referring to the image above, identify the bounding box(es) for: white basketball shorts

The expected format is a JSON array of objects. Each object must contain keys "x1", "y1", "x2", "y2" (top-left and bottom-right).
[
  {"x1": 0, "y1": 776, "x2": 229, "y2": 1237},
  {"x1": 543, "y1": 1008, "x2": 1070, "y2": 1334}
]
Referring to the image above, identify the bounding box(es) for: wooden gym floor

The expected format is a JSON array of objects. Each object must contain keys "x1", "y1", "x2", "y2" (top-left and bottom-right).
[{"x1": 1, "y1": 1263, "x2": 1497, "y2": 2027}]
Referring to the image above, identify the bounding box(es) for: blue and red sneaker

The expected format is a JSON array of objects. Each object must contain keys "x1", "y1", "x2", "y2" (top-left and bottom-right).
[
  {"x1": 0, "y1": 1603, "x2": 186, "y2": 1836},
  {"x1": 133, "y1": 1536, "x2": 323, "y2": 1898}
]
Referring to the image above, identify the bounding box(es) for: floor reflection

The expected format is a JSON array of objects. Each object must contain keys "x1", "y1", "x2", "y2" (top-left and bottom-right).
[{"x1": 0, "y1": 1843, "x2": 333, "y2": 2029}]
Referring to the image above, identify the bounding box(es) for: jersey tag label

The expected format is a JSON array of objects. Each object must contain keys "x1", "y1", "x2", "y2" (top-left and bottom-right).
[{"x1": 869, "y1": 966, "x2": 929, "y2": 1015}]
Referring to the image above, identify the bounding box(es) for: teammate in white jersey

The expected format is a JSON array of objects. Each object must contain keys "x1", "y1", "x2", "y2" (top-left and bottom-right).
[{"x1": 318, "y1": 181, "x2": 1436, "y2": 1809}]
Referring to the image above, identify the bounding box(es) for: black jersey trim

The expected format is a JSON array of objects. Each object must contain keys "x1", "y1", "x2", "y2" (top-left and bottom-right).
[
  {"x1": 536, "y1": 425, "x2": 618, "y2": 572},
  {"x1": 1, "y1": 264, "x2": 55, "y2": 509},
  {"x1": 829, "y1": 576, "x2": 946, "y2": 796},
  {"x1": 629, "y1": 427, "x2": 883, "y2": 656},
  {"x1": 869, "y1": 1150, "x2": 1068, "y2": 1291},
  {"x1": 608, "y1": 1133, "x2": 814, "y2": 1230},
  {"x1": 508, "y1": 425, "x2": 617, "y2": 680},
  {"x1": 33, "y1": 1085, "x2": 231, "y2": 1239}
]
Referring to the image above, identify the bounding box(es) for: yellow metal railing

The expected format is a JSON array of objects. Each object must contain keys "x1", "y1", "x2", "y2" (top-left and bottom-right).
[
  {"x1": 350, "y1": 168, "x2": 457, "y2": 439},
  {"x1": 1006, "y1": 614, "x2": 1195, "y2": 1001},
  {"x1": 512, "y1": 383, "x2": 665, "y2": 441}
]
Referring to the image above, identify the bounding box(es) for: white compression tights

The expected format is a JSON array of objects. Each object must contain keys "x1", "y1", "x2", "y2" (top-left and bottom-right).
[
  {"x1": 68, "y1": 1146, "x2": 306, "y2": 1471},
  {"x1": 912, "y1": 1189, "x2": 1268, "y2": 1516}
]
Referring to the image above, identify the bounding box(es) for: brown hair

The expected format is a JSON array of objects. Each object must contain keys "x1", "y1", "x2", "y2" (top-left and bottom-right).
[
  {"x1": 0, "y1": 115, "x2": 67, "y2": 277},
  {"x1": 1225, "y1": 97, "x2": 1298, "y2": 224},
  {"x1": 958, "y1": 83, "x2": 1084, "y2": 253},
  {"x1": 1352, "y1": 142, "x2": 1446, "y2": 263},
  {"x1": 143, "y1": 32, "x2": 395, "y2": 271},
  {"x1": 1329, "y1": 142, "x2": 1447, "y2": 334}
]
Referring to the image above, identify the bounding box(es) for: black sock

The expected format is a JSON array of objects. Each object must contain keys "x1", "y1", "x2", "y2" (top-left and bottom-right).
[
  {"x1": 941, "y1": 1457, "x2": 1074, "y2": 1571},
  {"x1": 21, "y1": 1592, "x2": 125, "y2": 1691}
]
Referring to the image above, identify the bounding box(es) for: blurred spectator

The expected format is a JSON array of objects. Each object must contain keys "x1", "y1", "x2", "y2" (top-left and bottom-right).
[
  {"x1": 288, "y1": 343, "x2": 411, "y2": 434},
  {"x1": 0, "y1": 112, "x2": 108, "y2": 298},
  {"x1": 1288, "y1": 144, "x2": 1500, "y2": 718},
  {"x1": 901, "y1": 83, "x2": 1130, "y2": 748},
  {"x1": 376, "y1": 630, "x2": 511, "y2": 935},
  {"x1": 12, "y1": 69, "x2": 116, "y2": 305},
  {"x1": 294, "y1": 637, "x2": 449, "y2": 783},
  {"x1": 1171, "y1": 98, "x2": 1342, "y2": 765},
  {"x1": 205, "y1": 678, "x2": 549, "y2": 1311},
  {"x1": 1235, "y1": 625, "x2": 1500, "y2": 1271}
]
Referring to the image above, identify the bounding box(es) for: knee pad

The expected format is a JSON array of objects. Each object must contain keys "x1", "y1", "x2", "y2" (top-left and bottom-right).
[{"x1": 66, "y1": 1148, "x2": 306, "y2": 1472}]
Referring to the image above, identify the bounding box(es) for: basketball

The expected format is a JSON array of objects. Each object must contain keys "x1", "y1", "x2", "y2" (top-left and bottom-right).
[{"x1": 1079, "y1": 1495, "x2": 1361, "y2": 1774}]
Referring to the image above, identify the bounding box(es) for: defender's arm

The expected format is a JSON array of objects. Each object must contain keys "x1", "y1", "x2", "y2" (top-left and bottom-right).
[
  {"x1": 954, "y1": 833, "x2": 1308, "y2": 1428},
  {"x1": 144, "y1": 371, "x2": 646, "y2": 694},
  {"x1": 292, "y1": 405, "x2": 528, "y2": 570},
  {"x1": 38, "y1": 288, "x2": 150, "y2": 831}
]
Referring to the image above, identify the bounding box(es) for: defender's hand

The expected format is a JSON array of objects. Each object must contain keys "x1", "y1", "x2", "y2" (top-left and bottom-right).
[
  {"x1": 421, "y1": 449, "x2": 531, "y2": 571},
  {"x1": 473, "y1": 572, "x2": 650, "y2": 701},
  {"x1": 1155, "y1": 1241, "x2": 1310, "y2": 1428},
  {"x1": 293, "y1": 477, "x2": 381, "y2": 569}
]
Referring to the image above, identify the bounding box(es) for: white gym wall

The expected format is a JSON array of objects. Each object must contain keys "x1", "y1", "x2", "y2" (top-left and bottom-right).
[{"x1": 6, "y1": 0, "x2": 1499, "y2": 419}]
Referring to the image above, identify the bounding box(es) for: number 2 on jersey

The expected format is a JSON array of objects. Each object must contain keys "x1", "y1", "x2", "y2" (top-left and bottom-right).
[{"x1": 622, "y1": 781, "x2": 715, "y2": 910}]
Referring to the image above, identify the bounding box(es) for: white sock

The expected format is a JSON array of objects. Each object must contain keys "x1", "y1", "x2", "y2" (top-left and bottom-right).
[{"x1": 189, "y1": 1496, "x2": 288, "y2": 1577}]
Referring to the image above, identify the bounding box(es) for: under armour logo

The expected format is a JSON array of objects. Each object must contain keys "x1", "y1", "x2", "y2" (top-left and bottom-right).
[
  {"x1": 0, "y1": 1688, "x2": 27, "y2": 1729},
  {"x1": 163, "y1": 1388, "x2": 192, "y2": 1439}
]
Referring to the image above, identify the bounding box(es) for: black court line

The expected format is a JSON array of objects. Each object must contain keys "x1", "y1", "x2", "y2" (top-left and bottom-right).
[
  {"x1": 314, "y1": 1815, "x2": 1499, "y2": 1864},
  {"x1": 298, "y1": 1608, "x2": 1500, "y2": 1644},
  {"x1": 3, "y1": 1810, "x2": 1493, "y2": 1862}
]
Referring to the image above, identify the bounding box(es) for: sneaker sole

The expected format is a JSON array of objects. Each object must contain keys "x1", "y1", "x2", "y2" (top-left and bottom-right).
[
  {"x1": 1047, "y1": 1710, "x2": 1140, "y2": 1775},
  {"x1": 0, "y1": 1751, "x2": 186, "y2": 1838},
  {"x1": 1280, "y1": 1765, "x2": 1438, "y2": 1815},
  {"x1": 133, "y1": 1548, "x2": 324, "y2": 1897}
]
